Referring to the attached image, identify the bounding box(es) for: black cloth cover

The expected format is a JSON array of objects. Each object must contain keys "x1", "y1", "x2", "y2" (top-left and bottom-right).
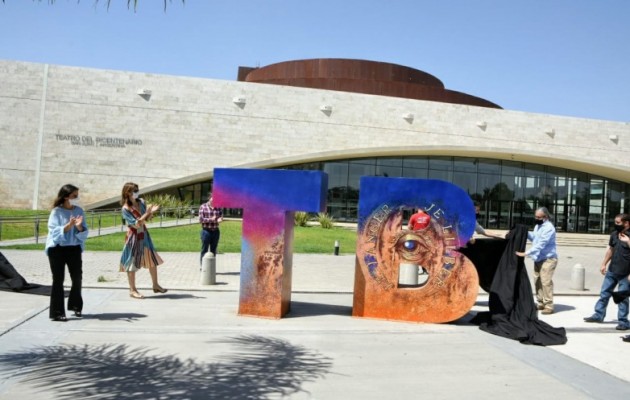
[
  {"x1": 459, "y1": 238, "x2": 507, "y2": 292},
  {"x1": 0, "y1": 251, "x2": 39, "y2": 291},
  {"x1": 470, "y1": 225, "x2": 567, "y2": 346},
  {"x1": 612, "y1": 290, "x2": 630, "y2": 304}
]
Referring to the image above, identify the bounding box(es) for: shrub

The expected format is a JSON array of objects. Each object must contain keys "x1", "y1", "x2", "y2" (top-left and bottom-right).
[
  {"x1": 294, "y1": 211, "x2": 310, "y2": 227},
  {"x1": 143, "y1": 194, "x2": 193, "y2": 219},
  {"x1": 317, "y1": 213, "x2": 335, "y2": 229}
]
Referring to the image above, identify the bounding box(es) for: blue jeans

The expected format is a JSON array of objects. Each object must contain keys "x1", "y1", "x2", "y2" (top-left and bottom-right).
[
  {"x1": 200, "y1": 229, "x2": 220, "y2": 265},
  {"x1": 593, "y1": 271, "x2": 630, "y2": 327}
]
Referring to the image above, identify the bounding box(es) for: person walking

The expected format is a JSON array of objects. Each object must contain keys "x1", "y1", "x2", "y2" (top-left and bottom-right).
[
  {"x1": 584, "y1": 214, "x2": 630, "y2": 331},
  {"x1": 515, "y1": 207, "x2": 558, "y2": 314},
  {"x1": 119, "y1": 182, "x2": 167, "y2": 299},
  {"x1": 45, "y1": 184, "x2": 88, "y2": 322},
  {"x1": 199, "y1": 192, "x2": 223, "y2": 264}
]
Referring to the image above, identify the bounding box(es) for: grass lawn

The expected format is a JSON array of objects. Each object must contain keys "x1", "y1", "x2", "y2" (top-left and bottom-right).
[
  {"x1": 3, "y1": 220, "x2": 359, "y2": 254},
  {"x1": 0, "y1": 209, "x2": 124, "y2": 241},
  {"x1": 1, "y1": 208, "x2": 198, "y2": 242}
]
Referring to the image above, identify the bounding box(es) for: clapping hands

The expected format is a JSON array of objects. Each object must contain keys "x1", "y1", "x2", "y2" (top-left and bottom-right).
[
  {"x1": 72, "y1": 215, "x2": 83, "y2": 227},
  {"x1": 141, "y1": 204, "x2": 160, "y2": 223},
  {"x1": 66, "y1": 215, "x2": 84, "y2": 232}
]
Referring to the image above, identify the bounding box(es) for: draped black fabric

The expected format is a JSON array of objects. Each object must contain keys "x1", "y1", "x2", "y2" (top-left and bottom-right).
[
  {"x1": 470, "y1": 224, "x2": 567, "y2": 346},
  {"x1": 459, "y1": 238, "x2": 507, "y2": 292},
  {"x1": 0, "y1": 251, "x2": 39, "y2": 291},
  {"x1": 612, "y1": 290, "x2": 630, "y2": 304}
]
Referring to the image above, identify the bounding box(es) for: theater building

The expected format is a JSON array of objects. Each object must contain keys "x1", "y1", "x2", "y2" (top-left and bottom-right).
[{"x1": 1, "y1": 58, "x2": 629, "y2": 233}]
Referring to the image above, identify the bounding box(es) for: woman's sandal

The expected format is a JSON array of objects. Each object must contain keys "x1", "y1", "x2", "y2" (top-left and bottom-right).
[
  {"x1": 52, "y1": 315, "x2": 68, "y2": 322},
  {"x1": 130, "y1": 291, "x2": 145, "y2": 299},
  {"x1": 152, "y1": 286, "x2": 168, "y2": 294},
  {"x1": 73, "y1": 310, "x2": 82, "y2": 318}
]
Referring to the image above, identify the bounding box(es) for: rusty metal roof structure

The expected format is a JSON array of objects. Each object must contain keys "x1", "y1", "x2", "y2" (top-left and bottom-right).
[{"x1": 238, "y1": 58, "x2": 501, "y2": 109}]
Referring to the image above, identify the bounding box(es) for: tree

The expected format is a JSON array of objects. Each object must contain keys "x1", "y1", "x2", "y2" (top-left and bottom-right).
[{"x1": 2, "y1": 1, "x2": 185, "y2": 12}]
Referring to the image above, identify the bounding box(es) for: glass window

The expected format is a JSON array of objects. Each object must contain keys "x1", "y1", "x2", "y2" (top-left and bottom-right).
[
  {"x1": 349, "y1": 163, "x2": 375, "y2": 191},
  {"x1": 429, "y1": 169, "x2": 452, "y2": 181},
  {"x1": 403, "y1": 157, "x2": 428, "y2": 169},
  {"x1": 453, "y1": 158, "x2": 478, "y2": 173},
  {"x1": 402, "y1": 168, "x2": 428, "y2": 179},
  {"x1": 501, "y1": 161, "x2": 523, "y2": 176},
  {"x1": 478, "y1": 174, "x2": 501, "y2": 200},
  {"x1": 289, "y1": 162, "x2": 322, "y2": 171},
  {"x1": 323, "y1": 161, "x2": 349, "y2": 219},
  {"x1": 323, "y1": 161, "x2": 349, "y2": 191},
  {"x1": 429, "y1": 156, "x2": 452, "y2": 171},
  {"x1": 376, "y1": 165, "x2": 402, "y2": 178},
  {"x1": 173, "y1": 156, "x2": 629, "y2": 232},
  {"x1": 350, "y1": 158, "x2": 376, "y2": 165},
  {"x1": 498, "y1": 175, "x2": 517, "y2": 201},
  {"x1": 377, "y1": 157, "x2": 403, "y2": 167},
  {"x1": 477, "y1": 159, "x2": 500, "y2": 174},
  {"x1": 523, "y1": 163, "x2": 545, "y2": 177},
  {"x1": 453, "y1": 171, "x2": 476, "y2": 195},
  {"x1": 522, "y1": 175, "x2": 543, "y2": 201}
]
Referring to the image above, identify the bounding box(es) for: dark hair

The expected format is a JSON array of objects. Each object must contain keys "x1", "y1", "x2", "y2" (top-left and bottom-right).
[
  {"x1": 617, "y1": 213, "x2": 630, "y2": 223},
  {"x1": 120, "y1": 182, "x2": 139, "y2": 207},
  {"x1": 52, "y1": 184, "x2": 79, "y2": 208}
]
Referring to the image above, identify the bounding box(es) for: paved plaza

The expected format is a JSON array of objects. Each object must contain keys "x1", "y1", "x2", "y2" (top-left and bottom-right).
[{"x1": 0, "y1": 246, "x2": 629, "y2": 399}]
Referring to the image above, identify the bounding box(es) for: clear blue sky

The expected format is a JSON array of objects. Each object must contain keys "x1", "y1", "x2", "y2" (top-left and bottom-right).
[{"x1": 1, "y1": 1, "x2": 629, "y2": 122}]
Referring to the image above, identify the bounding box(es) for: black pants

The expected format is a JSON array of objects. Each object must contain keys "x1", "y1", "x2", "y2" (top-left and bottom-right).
[
  {"x1": 200, "y1": 229, "x2": 220, "y2": 264},
  {"x1": 48, "y1": 245, "x2": 83, "y2": 318}
]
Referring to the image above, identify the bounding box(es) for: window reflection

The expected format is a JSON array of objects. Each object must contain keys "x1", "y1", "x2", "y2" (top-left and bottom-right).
[{"x1": 172, "y1": 156, "x2": 627, "y2": 234}]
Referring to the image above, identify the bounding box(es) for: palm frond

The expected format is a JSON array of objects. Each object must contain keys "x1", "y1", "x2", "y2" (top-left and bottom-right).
[{"x1": 2, "y1": 1, "x2": 186, "y2": 12}]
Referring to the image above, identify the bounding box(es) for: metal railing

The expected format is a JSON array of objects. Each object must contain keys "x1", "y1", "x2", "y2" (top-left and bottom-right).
[{"x1": 0, "y1": 206, "x2": 200, "y2": 244}]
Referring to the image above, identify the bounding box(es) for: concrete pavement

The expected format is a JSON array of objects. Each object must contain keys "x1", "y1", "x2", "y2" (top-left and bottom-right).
[{"x1": 0, "y1": 248, "x2": 629, "y2": 399}]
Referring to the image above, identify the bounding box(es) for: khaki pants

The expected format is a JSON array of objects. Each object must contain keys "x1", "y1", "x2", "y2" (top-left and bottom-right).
[{"x1": 534, "y1": 258, "x2": 558, "y2": 310}]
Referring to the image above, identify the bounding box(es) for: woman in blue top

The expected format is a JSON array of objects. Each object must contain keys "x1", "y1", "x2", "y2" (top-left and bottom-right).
[{"x1": 45, "y1": 184, "x2": 89, "y2": 322}]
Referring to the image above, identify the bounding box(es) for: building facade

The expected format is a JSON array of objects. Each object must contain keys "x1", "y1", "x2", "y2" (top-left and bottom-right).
[{"x1": 1, "y1": 59, "x2": 629, "y2": 233}]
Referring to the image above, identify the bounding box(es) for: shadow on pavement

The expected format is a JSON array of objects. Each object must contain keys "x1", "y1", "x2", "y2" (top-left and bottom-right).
[
  {"x1": 145, "y1": 293, "x2": 208, "y2": 300},
  {"x1": 0, "y1": 284, "x2": 49, "y2": 296},
  {"x1": 0, "y1": 335, "x2": 333, "y2": 399},
  {"x1": 287, "y1": 301, "x2": 352, "y2": 318},
  {"x1": 566, "y1": 326, "x2": 627, "y2": 333},
  {"x1": 81, "y1": 313, "x2": 147, "y2": 322},
  {"x1": 553, "y1": 303, "x2": 577, "y2": 313}
]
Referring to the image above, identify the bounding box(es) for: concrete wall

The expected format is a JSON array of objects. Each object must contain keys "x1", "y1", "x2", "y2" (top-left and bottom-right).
[{"x1": 1, "y1": 59, "x2": 629, "y2": 210}]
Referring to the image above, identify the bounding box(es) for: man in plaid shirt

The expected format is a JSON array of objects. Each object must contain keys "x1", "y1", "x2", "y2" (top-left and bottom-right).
[{"x1": 199, "y1": 193, "x2": 223, "y2": 264}]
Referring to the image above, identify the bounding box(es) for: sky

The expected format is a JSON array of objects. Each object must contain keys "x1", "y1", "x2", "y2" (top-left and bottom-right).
[{"x1": 1, "y1": 0, "x2": 629, "y2": 122}]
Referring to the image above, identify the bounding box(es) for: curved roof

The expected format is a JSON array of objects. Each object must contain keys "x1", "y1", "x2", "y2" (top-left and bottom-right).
[{"x1": 238, "y1": 58, "x2": 502, "y2": 109}]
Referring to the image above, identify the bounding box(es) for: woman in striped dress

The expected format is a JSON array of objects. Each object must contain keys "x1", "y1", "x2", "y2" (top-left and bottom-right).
[{"x1": 119, "y1": 182, "x2": 167, "y2": 299}]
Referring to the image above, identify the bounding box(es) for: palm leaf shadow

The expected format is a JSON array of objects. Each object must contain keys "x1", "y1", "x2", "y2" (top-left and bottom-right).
[{"x1": 0, "y1": 334, "x2": 333, "y2": 399}]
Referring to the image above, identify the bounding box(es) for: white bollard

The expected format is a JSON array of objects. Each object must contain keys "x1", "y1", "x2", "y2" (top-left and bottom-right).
[
  {"x1": 570, "y1": 263, "x2": 585, "y2": 291},
  {"x1": 200, "y1": 252, "x2": 216, "y2": 285},
  {"x1": 399, "y1": 263, "x2": 419, "y2": 285}
]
